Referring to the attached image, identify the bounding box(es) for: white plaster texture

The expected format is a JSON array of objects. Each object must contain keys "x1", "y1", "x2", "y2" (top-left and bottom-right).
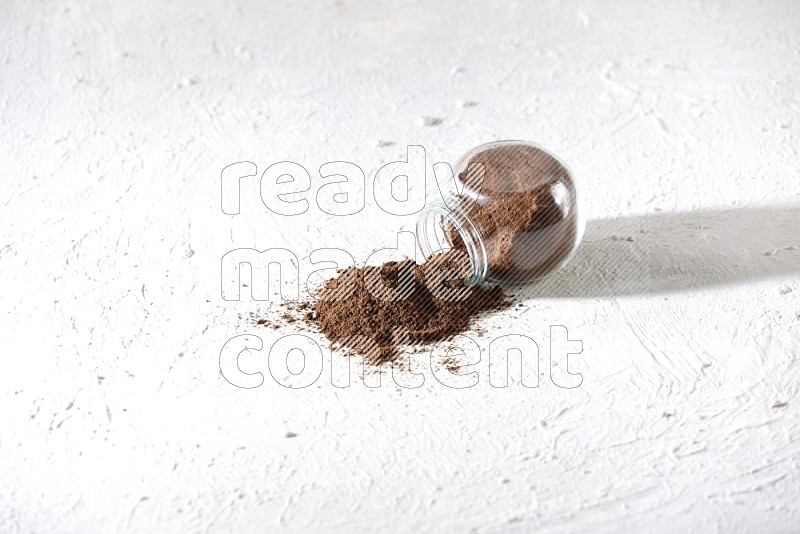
[{"x1": 1, "y1": 0, "x2": 799, "y2": 532}]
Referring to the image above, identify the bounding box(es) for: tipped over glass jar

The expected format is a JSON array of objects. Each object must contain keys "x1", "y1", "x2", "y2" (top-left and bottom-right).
[{"x1": 416, "y1": 140, "x2": 585, "y2": 286}]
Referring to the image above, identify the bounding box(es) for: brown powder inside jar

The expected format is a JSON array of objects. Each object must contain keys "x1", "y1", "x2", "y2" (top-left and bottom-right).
[
  {"x1": 440, "y1": 142, "x2": 581, "y2": 284},
  {"x1": 307, "y1": 249, "x2": 510, "y2": 364}
]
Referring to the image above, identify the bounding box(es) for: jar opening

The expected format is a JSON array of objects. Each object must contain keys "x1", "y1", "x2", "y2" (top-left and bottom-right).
[{"x1": 416, "y1": 200, "x2": 488, "y2": 286}]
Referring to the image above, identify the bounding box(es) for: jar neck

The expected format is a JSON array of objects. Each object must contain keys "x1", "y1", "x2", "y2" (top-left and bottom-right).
[{"x1": 416, "y1": 196, "x2": 488, "y2": 286}]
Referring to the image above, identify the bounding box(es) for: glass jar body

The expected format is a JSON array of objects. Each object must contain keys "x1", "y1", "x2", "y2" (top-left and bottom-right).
[{"x1": 417, "y1": 140, "x2": 584, "y2": 285}]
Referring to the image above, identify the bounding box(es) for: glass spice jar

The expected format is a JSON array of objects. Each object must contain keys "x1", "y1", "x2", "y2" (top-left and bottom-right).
[{"x1": 416, "y1": 140, "x2": 585, "y2": 285}]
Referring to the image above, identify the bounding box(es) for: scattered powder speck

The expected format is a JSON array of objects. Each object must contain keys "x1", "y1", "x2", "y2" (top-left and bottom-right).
[{"x1": 417, "y1": 116, "x2": 443, "y2": 127}]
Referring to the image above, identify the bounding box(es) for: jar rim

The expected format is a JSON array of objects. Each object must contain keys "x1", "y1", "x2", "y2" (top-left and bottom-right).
[{"x1": 416, "y1": 199, "x2": 488, "y2": 286}]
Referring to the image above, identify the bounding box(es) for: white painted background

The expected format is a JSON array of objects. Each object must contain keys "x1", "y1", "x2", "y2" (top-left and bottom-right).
[{"x1": 2, "y1": 0, "x2": 799, "y2": 532}]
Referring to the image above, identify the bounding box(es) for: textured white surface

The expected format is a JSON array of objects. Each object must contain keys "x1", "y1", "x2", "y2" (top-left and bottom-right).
[{"x1": 2, "y1": 0, "x2": 800, "y2": 532}]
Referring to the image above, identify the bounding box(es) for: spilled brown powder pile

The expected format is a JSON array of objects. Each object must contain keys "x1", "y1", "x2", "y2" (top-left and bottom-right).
[{"x1": 307, "y1": 249, "x2": 509, "y2": 364}]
